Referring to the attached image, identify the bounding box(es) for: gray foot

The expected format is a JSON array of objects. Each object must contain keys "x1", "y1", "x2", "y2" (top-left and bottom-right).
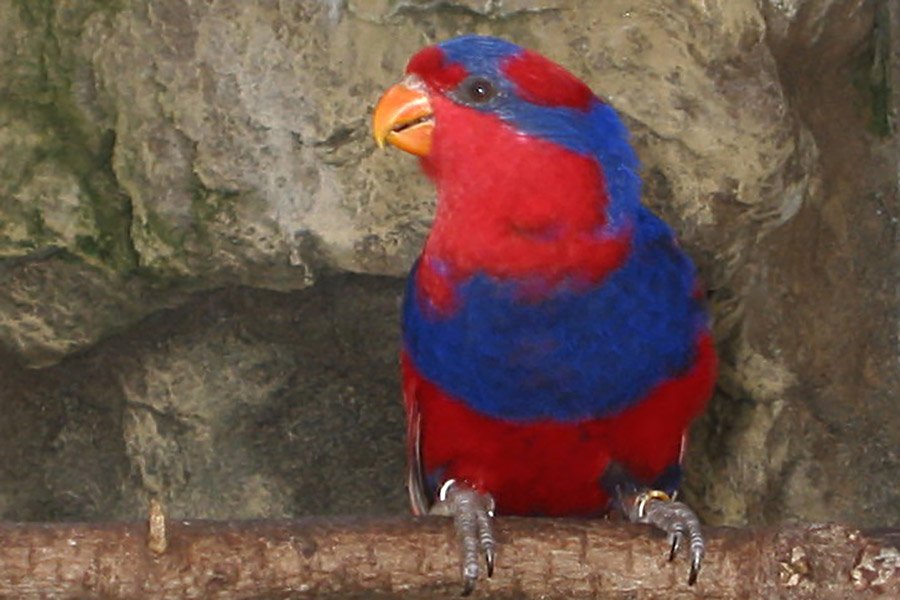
[
  {"x1": 430, "y1": 479, "x2": 496, "y2": 595},
  {"x1": 624, "y1": 490, "x2": 704, "y2": 585}
]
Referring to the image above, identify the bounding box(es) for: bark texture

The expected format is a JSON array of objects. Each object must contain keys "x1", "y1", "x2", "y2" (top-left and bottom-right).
[{"x1": 0, "y1": 518, "x2": 896, "y2": 599}]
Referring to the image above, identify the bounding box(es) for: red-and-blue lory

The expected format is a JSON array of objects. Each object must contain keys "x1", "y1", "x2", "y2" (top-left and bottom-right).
[{"x1": 372, "y1": 35, "x2": 717, "y2": 593}]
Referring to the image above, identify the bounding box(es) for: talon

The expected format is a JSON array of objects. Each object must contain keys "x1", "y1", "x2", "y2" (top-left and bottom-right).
[
  {"x1": 476, "y1": 501, "x2": 496, "y2": 577},
  {"x1": 462, "y1": 569, "x2": 477, "y2": 597},
  {"x1": 668, "y1": 532, "x2": 680, "y2": 562},
  {"x1": 462, "y1": 576, "x2": 476, "y2": 597},
  {"x1": 688, "y1": 526, "x2": 704, "y2": 585},
  {"x1": 625, "y1": 490, "x2": 705, "y2": 585},
  {"x1": 432, "y1": 480, "x2": 496, "y2": 595},
  {"x1": 689, "y1": 552, "x2": 701, "y2": 586}
]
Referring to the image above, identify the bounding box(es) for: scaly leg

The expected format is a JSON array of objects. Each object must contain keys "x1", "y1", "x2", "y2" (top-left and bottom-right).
[
  {"x1": 429, "y1": 479, "x2": 496, "y2": 595},
  {"x1": 623, "y1": 489, "x2": 704, "y2": 585},
  {"x1": 602, "y1": 462, "x2": 705, "y2": 585}
]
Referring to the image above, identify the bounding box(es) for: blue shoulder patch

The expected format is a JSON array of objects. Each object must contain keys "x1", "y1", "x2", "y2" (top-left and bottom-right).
[{"x1": 403, "y1": 208, "x2": 708, "y2": 422}]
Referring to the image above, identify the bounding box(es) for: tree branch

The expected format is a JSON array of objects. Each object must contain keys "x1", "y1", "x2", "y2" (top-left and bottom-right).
[{"x1": 0, "y1": 515, "x2": 896, "y2": 598}]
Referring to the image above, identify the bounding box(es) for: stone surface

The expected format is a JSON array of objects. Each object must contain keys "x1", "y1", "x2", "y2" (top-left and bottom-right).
[
  {"x1": 0, "y1": 0, "x2": 895, "y2": 528},
  {"x1": 0, "y1": 275, "x2": 407, "y2": 521},
  {"x1": 688, "y1": 0, "x2": 899, "y2": 528},
  {"x1": 1, "y1": 0, "x2": 812, "y2": 365}
]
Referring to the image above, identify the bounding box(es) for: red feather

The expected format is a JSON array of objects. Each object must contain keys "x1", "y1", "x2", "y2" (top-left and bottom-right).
[
  {"x1": 416, "y1": 94, "x2": 630, "y2": 313},
  {"x1": 402, "y1": 334, "x2": 717, "y2": 516},
  {"x1": 502, "y1": 50, "x2": 595, "y2": 110},
  {"x1": 406, "y1": 46, "x2": 467, "y2": 92}
]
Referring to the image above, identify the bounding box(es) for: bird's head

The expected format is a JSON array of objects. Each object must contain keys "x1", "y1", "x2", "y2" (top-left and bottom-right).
[
  {"x1": 373, "y1": 36, "x2": 640, "y2": 225},
  {"x1": 373, "y1": 36, "x2": 643, "y2": 287},
  {"x1": 373, "y1": 35, "x2": 598, "y2": 153}
]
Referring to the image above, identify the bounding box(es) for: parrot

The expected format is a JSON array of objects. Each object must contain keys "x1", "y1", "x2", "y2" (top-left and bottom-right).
[{"x1": 372, "y1": 35, "x2": 718, "y2": 593}]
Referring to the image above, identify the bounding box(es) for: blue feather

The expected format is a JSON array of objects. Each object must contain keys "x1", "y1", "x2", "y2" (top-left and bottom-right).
[
  {"x1": 403, "y1": 208, "x2": 708, "y2": 422},
  {"x1": 438, "y1": 35, "x2": 641, "y2": 233},
  {"x1": 404, "y1": 36, "x2": 706, "y2": 422}
]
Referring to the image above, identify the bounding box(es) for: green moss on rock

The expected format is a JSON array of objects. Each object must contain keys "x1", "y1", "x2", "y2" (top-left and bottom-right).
[{"x1": 2, "y1": 2, "x2": 135, "y2": 273}]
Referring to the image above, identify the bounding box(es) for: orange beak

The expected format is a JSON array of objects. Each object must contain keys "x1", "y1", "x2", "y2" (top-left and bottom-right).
[{"x1": 372, "y1": 80, "x2": 434, "y2": 156}]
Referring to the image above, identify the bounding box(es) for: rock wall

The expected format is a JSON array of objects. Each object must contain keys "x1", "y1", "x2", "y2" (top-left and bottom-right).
[{"x1": 0, "y1": 0, "x2": 896, "y2": 527}]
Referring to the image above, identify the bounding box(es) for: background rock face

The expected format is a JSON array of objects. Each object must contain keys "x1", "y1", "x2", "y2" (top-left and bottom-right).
[{"x1": 0, "y1": 0, "x2": 896, "y2": 527}]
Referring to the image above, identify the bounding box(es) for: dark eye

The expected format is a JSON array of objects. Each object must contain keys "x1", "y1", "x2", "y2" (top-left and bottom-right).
[{"x1": 460, "y1": 77, "x2": 497, "y2": 103}]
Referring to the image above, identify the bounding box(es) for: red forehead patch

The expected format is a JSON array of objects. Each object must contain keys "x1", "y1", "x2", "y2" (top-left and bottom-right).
[
  {"x1": 502, "y1": 50, "x2": 594, "y2": 110},
  {"x1": 406, "y1": 46, "x2": 467, "y2": 91}
]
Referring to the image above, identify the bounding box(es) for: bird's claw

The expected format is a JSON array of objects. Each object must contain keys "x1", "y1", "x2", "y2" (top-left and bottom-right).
[
  {"x1": 430, "y1": 479, "x2": 496, "y2": 596},
  {"x1": 627, "y1": 490, "x2": 704, "y2": 585}
]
